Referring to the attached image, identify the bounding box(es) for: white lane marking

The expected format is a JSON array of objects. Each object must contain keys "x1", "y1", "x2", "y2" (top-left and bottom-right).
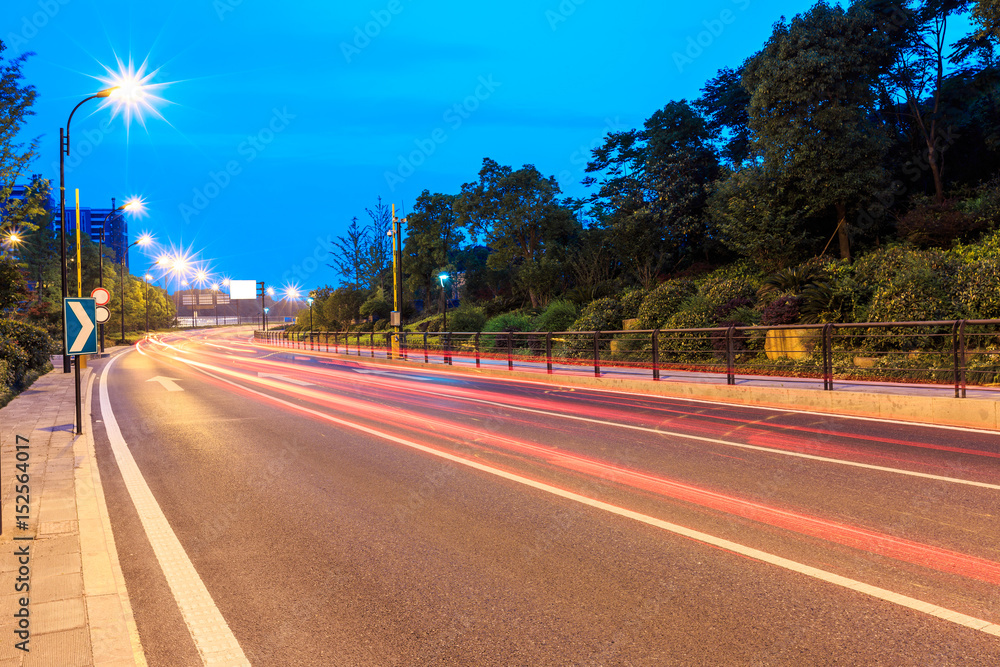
[
  {"x1": 180, "y1": 361, "x2": 1000, "y2": 639},
  {"x1": 381, "y1": 386, "x2": 1000, "y2": 491},
  {"x1": 147, "y1": 376, "x2": 185, "y2": 392},
  {"x1": 353, "y1": 368, "x2": 435, "y2": 382},
  {"x1": 257, "y1": 372, "x2": 315, "y2": 386},
  {"x1": 100, "y1": 355, "x2": 249, "y2": 666}
]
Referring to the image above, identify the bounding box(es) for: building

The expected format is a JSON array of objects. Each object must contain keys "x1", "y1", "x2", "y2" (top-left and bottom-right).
[{"x1": 5, "y1": 185, "x2": 131, "y2": 269}]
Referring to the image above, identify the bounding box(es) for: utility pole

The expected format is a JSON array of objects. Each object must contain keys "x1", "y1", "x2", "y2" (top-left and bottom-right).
[{"x1": 390, "y1": 205, "x2": 405, "y2": 356}]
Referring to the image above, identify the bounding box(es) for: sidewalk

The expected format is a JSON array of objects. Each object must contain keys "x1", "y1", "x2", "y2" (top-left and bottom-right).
[{"x1": 0, "y1": 356, "x2": 144, "y2": 666}]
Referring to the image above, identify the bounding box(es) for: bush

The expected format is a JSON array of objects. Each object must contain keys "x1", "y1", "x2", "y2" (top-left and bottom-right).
[
  {"x1": 698, "y1": 261, "x2": 763, "y2": 306},
  {"x1": 483, "y1": 312, "x2": 534, "y2": 333},
  {"x1": 0, "y1": 320, "x2": 56, "y2": 371},
  {"x1": 0, "y1": 337, "x2": 30, "y2": 389},
  {"x1": 448, "y1": 305, "x2": 487, "y2": 332},
  {"x1": 636, "y1": 280, "x2": 697, "y2": 328},
  {"x1": 359, "y1": 290, "x2": 391, "y2": 323},
  {"x1": 865, "y1": 251, "x2": 962, "y2": 323},
  {"x1": 570, "y1": 298, "x2": 624, "y2": 332},
  {"x1": 897, "y1": 197, "x2": 986, "y2": 248},
  {"x1": 958, "y1": 257, "x2": 1000, "y2": 319},
  {"x1": 533, "y1": 300, "x2": 577, "y2": 332},
  {"x1": 761, "y1": 296, "x2": 802, "y2": 326},
  {"x1": 620, "y1": 288, "x2": 647, "y2": 320}
]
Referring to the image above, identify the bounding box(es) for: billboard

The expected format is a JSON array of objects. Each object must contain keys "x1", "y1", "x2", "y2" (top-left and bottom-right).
[{"x1": 230, "y1": 280, "x2": 257, "y2": 300}]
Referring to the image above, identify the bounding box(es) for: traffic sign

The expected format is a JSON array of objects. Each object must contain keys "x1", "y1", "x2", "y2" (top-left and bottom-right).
[
  {"x1": 64, "y1": 298, "x2": 98, "y2": 355},
  {"x1": 91, "y1": 287, "x2": 111, "y2": 306},
  {"x1": 96, "y1": 306, "x2": 111, "y2": 323}
]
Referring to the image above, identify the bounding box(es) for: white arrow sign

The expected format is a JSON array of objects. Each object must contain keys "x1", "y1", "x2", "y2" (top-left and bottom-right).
[
  {"x1": 147, "y1": 376, "x2": 184, "y2": 392},
  {"x1": 69, "y1": 301, "x2": 96, "y2": 353},
  {"x1": 257, "y1": 373, "x2": 316, "y2": 386}
]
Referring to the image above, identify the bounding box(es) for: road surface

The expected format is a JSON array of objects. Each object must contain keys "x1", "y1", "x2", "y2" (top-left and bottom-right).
[{"x1": 89, "y1": 327, "x2": 1000, "y2": 665}]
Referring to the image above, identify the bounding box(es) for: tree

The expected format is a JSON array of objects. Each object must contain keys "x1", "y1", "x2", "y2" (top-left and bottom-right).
[
  {"x1": 404, "y1": 191, "x2": 461, "y2": 314},
  {"x1": 0, "y1": 41, "x2": 37, "y2": 236},
  {"x1": 322, "y1": 287, "x2": 366, "y2": 329},
  {"x1": 584, "y1": 101, "x2": 718, "y2": 286},
  {"x1": 455, "y1": 159, "x2": 578, "y2": 308},
  {"x1": 362, "y1": 197, "x2": 393, "y2": 293},
  {"x1": 329, "y1": 217, "x2": 368, "y2": 289},
  {"x1": 695, "y1": 65, "x2": 755, "y2": 168},
  {"x1": 0, "y1": 255, "x2": 28, "y2": 311},
  {"x1": 883, "y1": 0, "x2": 975, "y2": 204},
  {"x1": 972, "y1": 0, "x2": 1000, "y2": 40},
  {"x1": 743, "y1": 1, "x2": 894, "y2": 260}
]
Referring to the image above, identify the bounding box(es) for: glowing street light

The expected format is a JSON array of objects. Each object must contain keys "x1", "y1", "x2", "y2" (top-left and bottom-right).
[
  {"x1": 439, "y1": 272, "x2": 450, "y2": 331},
  {"x1": 97, "y1": 196, "x2": 145, "y2": 352},
  {"x1": 119, "y1": 233, "x2": 154, "y2": 342}
]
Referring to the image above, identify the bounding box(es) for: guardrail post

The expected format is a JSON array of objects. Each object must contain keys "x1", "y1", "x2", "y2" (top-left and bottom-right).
[
  {"x1": 954, "y1": 320, "x2": 968, "y2": 398},
  {"x1": 546, "y1": 332, "x2": 553, "y2": 374},
  {"x1": 387, "y1": 333, "x2": 393, "y2": 361},
  {"x1": 369, "y1": 332, "x2": 374, "y2": 358},
  {"x1": 594, "y1": 331, "x2": 601, "y2": 377},
  {"x1": 726, "y1": 325, "x2": 736, "y2": 385},
  {"x1": 823, "y1": 324, "x2": 833, "y2": 390},
  {"x1": 475, "y1": 332, "x2": 481, "y2": 368},
  {"x1": 446, "y1": 332, "x2": 452, "y2": 365},
  {"x1": 424, "y1": 332, "x2": 429, "y2": 363},
  {"x1": 652, "y1": 329, "x2": 660, "y2": 381},
  {"x1": 507, "y1": 332, "x2": 513, "y2": 370}
]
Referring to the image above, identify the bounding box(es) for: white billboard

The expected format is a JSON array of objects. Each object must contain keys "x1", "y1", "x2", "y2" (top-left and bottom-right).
[{"x1": 229, "y1": 280, "x2": 257, "y2": 300}]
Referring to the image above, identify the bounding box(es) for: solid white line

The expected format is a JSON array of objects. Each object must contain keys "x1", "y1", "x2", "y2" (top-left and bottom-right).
[
  {"x1": 100, "y1": 354, "x2": 249, "y2": 666},
  {"x1": 180, "y1": 360, "x2": 1000, "y2": 639},
  {"x1": 391, "y1": 388, "x2": 1000, "y2": 490}
]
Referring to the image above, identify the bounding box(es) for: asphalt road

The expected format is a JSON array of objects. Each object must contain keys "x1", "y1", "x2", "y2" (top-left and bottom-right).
[{"x1": 88, "y1": 327, "x2": 1000, "y2": 665}]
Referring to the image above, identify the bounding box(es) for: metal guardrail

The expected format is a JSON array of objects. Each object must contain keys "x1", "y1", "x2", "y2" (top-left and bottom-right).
[{"x1": 253, "y1": 320, "x2": 1000, "y2": 398}]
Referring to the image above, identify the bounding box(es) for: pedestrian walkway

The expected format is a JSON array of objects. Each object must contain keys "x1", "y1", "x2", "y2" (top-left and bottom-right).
[{"x1": 0, "y1": 355, "x2": 144, "y2": 666}]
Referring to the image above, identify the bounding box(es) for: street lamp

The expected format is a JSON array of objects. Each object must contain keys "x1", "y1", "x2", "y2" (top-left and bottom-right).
[
  {"x1": 439, "y1": 272, "x2": 450, "y2": 331},
  {"x1": 144, "y1": 273, "x2": 153, "y2": 334},
  {"x1": 59, "y1": 85, "x2": 118, "y2": 371},
  {"x1": 119, "y1": 233, "x2": 153, "y2": 343},
  {"x1": 211, "y1": 282, "x2": 220, "y2": 326},
  {"x1": 98, "y1": 196, "x2": 144, "y2": 351}
]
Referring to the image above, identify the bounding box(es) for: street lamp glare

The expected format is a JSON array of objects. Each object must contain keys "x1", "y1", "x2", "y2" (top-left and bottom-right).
[
  {"x1": 122, "y1": 197, "x2": 145, "y2": 214},
  {"x1": 137, "y1": 233, "x2": 153, "y2": 246},
  {"x1": 211, "y1": 283, "x2": 220, "y2": 291},
  {"x1": 145, "y1": 274, "x2": 153, "y2": 281}
]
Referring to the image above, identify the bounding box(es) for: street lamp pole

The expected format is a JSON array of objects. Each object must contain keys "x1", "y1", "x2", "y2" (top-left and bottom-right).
[
  {"x1": 439, "y1": 273, "x2": 450, "y2": 331},
  {"x1": 59, "y1": 87, "x2": 117, "y2": 371}
]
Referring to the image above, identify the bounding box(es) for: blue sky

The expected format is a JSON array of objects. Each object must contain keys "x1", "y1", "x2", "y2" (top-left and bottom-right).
[{"x1": 8, "y1": 0, "x2": 842, "y2": 293}]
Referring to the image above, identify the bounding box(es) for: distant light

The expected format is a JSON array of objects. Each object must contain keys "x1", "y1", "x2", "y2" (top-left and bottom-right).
[
  {"x1": 266, "y1": 287, "x2": 275, "y2": 296},
  {"x1": 181, "y1": 279, "x2": 189, "y2": 286},
  {"x1": 122, "y1": 197, "x2": 146, "y2": 215},
  {"x1": 307, "y1": 297, "x2": 314, "y2": 305},
  {"x1": 211, "y1": 283, "x2": 220, "y2": 291},
  {"x1": 222, "y1": 278, "x2": 231, "y2": 287},
  {"x1": 145, "y1": 274, "x2": 153, "y2": 280},
  {"x1": 137, "y1": 233, "x2": 153, "y2": 246}
]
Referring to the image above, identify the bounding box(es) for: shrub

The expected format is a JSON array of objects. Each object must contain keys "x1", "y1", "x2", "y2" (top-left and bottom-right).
[
  {"x1": 897, "y1": 197, "x2": 986, "y2": 248},
  {"x1": 665, "y1": 296, "x2": 715, "y2": 330},
  {"x1": 761, "y1": 296, "x2": 802, "y2": 326},
  {"x1": 483, "y1": 312, "x2": 534, "y2": 333},
  {"x1": 570, "y1": 298, "x2": 625, "y2": 332},
  {"x1": 620, "y1": 288, "x2": 647, "y2": 320},
  {"x1": 865, "y1": 251, "x2": 962, "y2": 323},
  {"x1": 958, "y1": 257, "x2": 1000, "y2": 319},
  {"x1": 0, "y1": 320, "x2": 56, "y2": 372},
  {"x1": 533, "y1": 300, "x2": 577, "y2": 332},
  {"x1": 636, "y1": 279, "x2": 697, "y2": 328},
  {"x1": 448, "y1": 305, "x2": 487, "y2": 332},
  {"x1": 714, "y1": 296, "x2": 754, "y2": 322},
  {"x1": 359, "y1": 290, "x2": 391, "y2": 322},
  {"x1": 0, "y1": 337, "x2": 30, "y2": 389},
  {"x1": 698, "y1": 261, "x2": 764, "y2": 306}
]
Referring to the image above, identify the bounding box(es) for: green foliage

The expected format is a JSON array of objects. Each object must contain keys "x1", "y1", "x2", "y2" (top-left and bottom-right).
[
  {"x1": 636, "y1": 279, "x2": 697, "y2": 328},
  {"x1": 323, "y1": 287, "x2": 366, "y2": 329},
  {"x1": 448, "y1": 305, "x2": 487, "y2": 332},
  {"x1": 957, "y1": 257, "x2": 1000, "y2": 319},
  {"x1": 0, "y1": 255, "x2": 28, "y2": 311},
  {"x1": 665, "y1": 296, "x2": 716, "y2": 330},
  {"x1": 570, "y1": 297, "x2": 624, "y2": 332},
  {"x1": 865, "y1": 251, "x2": 962, "y2": 323},
  {"x1": 359, "y1": 289, "x2": 391, "y2": 322},
  {"x1": 0, "y1": 318, "x2": 56, "y2": 370},
  {"x1": 619, "y1": 288, "x2": 646, "y2": 320},
  {"x1": 483, "y1": 312, "x2": 534, "y2": 333},
  {"x1": 532, "y1": 300, "x2": 577, "y2": 332}
]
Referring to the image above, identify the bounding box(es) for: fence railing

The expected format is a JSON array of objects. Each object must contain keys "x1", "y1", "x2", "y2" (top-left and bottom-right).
[{"x1": 252, "y1": 320, "x2": 1000, "y2": 398}]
